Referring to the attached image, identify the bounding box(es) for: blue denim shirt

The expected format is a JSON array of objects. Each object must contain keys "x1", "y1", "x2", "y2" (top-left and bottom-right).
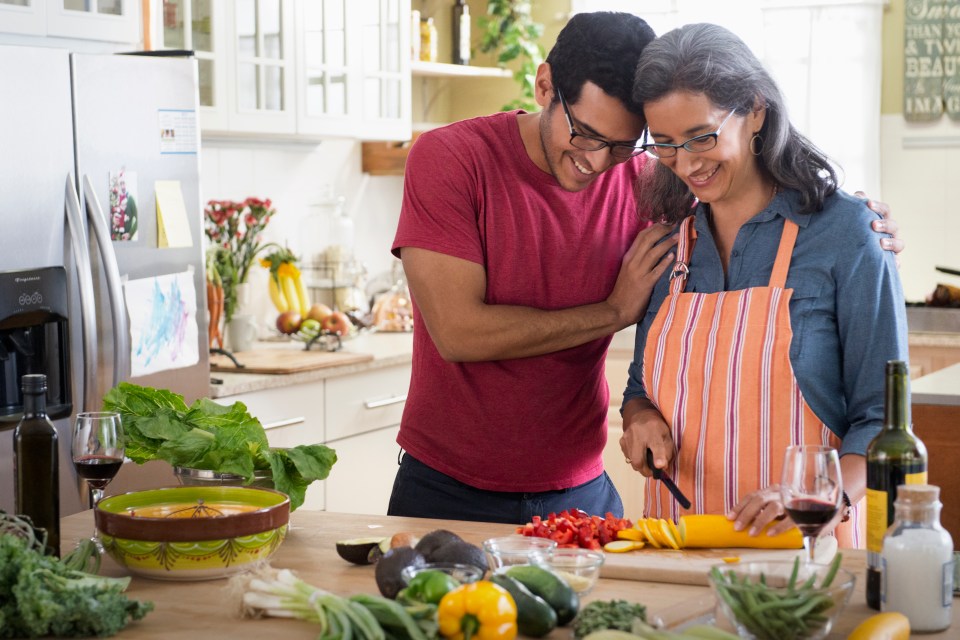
[{"x1": 621, "y1": 188, "x2": 909, "y2": 457}]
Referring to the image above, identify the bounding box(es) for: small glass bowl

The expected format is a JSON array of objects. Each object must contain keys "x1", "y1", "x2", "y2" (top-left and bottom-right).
[
  {"x1": 709, "y1": 560, "x2": 855, "y2": 640},
  {"x1": 400, "y1": 562, "x2": 485, "y2": 585},
  {"x1": 536, "y1": 548, "x2": 605, "y2": 595},
  {"x1": 482, "y1": 535, "x2": 557, "y2": 571}
]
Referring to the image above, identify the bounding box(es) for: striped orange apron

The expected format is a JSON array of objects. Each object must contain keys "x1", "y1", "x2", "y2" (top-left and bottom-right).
[{"x1": 641, "y1": 216, "x2": 862, "y2": 547}]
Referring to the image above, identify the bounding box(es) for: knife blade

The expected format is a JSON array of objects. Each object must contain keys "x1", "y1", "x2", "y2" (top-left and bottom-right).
[{"x1": 646, "y1": 448, "x2": 692, "y2": 509}]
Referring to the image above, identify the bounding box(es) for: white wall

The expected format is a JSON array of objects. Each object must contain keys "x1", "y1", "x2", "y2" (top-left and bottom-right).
[
  {"x1": 880, "y1": 115, "x2": 960, "y2": 302},
  {"x1": 200, "y1": 137, "x2": 405, "y2": 329}
]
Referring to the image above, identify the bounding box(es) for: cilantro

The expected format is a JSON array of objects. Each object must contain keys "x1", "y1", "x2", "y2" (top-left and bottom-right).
[{"x1": 103, "y1": 382, "x2": 336, "y2": 510}]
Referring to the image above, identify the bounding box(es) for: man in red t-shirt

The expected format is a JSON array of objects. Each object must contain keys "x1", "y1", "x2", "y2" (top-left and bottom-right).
[{"x1": 389, "y1": 12, "x2": 901, "y2": 524}]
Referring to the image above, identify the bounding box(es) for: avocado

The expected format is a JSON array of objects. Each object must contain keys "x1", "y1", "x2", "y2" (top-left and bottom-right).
[
  {"x1": 375, "y1": 546, "x2": 426, "y2": 599},
  {"x1": 415, "y1": 529, "x2": 464, "y2": 559},
  {"x1": 335, "y1": 537, "x2": 389, "y2": 565},
  {"x1": 428, "y1": 539, "x2": 489, "y2": 574}
]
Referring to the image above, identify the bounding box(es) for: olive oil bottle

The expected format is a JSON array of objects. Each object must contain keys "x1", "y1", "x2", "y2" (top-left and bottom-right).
[
  {"x1": 14, "y1": 373, "x2": 60, "y2": 556},
  {"x1": 865, "y1": 360, "x2": 927, "y2": 609}
]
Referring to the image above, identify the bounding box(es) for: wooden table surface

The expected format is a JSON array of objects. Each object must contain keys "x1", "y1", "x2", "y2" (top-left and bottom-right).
[{"x1": 60, "y1": 509, "x2": 957, "y2": 639}]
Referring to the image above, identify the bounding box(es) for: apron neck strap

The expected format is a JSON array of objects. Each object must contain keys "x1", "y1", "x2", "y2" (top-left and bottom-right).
[
  {"x1": 669, "y1": 217, "x2": 697, "y2": 295},
  {"x1": 769, "y1": 219, "x2": 800, "y2": 288}
]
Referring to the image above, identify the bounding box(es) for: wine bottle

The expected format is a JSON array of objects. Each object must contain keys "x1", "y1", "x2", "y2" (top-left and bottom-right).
[
  {"x1": 13, "y1": 373, "x2": 60, "y2": 557},
  {"x1": 865, "y1": 360, "x2": 927, "y2": 609},
  {"x1": 452, "y1": 0, "x2": 471, "y2": 65}
]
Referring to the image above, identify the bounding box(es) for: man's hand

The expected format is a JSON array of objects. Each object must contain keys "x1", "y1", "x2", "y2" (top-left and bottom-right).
[
  {"x1": 856, "y1": 191, "x2": 904, "y2": 255},
  {"x1": 620, "y1": 398, "x2": 675, "y2": 476},
  {"x1": 606, "y1": 224, "x2": 676, "y2": 330}
]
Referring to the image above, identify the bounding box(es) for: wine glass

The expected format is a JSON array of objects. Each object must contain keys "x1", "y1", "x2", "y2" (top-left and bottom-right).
[
  {"x1": 780, "y1": 444, "x2": 843, "y2": 564},
  {"x1": 72, "y1": 411, "x2": 124, "y2": 508}
]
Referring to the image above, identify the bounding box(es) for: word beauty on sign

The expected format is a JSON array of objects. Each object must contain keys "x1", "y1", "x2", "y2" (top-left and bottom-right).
[{"x1": 903, "y1": 0, "x2": 960, "y2": 122}]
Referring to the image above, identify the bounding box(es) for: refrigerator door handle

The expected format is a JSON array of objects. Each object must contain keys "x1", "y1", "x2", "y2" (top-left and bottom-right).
[
  {"x1": 82, "y1": 174, "x2": 130, "y2": 387},
  {"x1": 64, "y1": 174, "x2": 99, "y2": 413}
]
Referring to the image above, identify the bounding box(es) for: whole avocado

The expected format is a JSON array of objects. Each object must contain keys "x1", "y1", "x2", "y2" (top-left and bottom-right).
[
  {"x1": 414, "y1": 529, "x2": 464, "y2": 559},
  {"x1": 428, "y1": 539, "x2": 489, "y2": 574},
  {"x1": 374, "y1": 546, "x2": 426, "y2": 599}
]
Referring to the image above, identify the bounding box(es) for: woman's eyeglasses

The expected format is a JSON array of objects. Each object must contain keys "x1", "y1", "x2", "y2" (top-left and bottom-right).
[{"x1": 641, "y1": 109, "x2": 738, "y2": 158}]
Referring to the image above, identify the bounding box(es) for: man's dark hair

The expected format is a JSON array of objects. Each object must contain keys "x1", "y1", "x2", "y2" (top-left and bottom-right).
[{"x1": 545, "y1": 12, "x2": 655, "y2": 116}]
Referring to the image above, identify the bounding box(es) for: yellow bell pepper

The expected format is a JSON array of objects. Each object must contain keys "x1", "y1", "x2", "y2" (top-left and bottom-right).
[{"x1": 438, "y1": 581, "x2": 518, "y2": 640}]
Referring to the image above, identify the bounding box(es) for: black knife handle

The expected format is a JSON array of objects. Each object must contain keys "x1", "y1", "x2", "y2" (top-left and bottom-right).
[{"x1": 646, "y1": 448, "x2": 692, "y2": 509}]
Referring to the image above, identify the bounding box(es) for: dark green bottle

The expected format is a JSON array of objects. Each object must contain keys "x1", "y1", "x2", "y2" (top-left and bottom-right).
[
  {"x1": 13, "y1": 374, "x2": 60, "y2": 557},
  {"x1": 865, "y1": 360, "x2": 927, "y2": 610}
]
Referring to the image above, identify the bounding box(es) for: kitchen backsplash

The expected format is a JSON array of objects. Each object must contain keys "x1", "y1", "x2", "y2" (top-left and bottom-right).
[{"x1": 201, "y1": 137, "x2": 405, "y2": 328}]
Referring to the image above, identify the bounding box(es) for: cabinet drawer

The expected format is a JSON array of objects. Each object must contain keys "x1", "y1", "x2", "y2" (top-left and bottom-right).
[
  {"x1": 325, "y1": 425, "x2": 400, "y2": 515},
  {"x1": 217, "y1": 383, "x2": 324, "y2": 447},
  {"x1": 325, "y1": 365, "x2": 411, "y2": 442}
]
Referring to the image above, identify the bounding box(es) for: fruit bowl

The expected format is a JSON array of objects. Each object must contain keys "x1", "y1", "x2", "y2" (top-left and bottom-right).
[
  {"x1": 95, "y1": 486, "x2": 290, "y2": 581},
  {"x1": 708, "y1": 559, "x2": 855, "y2": 640}
]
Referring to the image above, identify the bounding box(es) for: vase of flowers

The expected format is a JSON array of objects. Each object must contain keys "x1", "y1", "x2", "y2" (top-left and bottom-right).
[{"x1": 204, "y1": 197, "x2": 277, "y2": 325}]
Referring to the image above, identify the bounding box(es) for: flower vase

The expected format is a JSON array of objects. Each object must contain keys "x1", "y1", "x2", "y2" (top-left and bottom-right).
[{"x1": 226, "y1": 282, "x2": 257, "y2": 353}]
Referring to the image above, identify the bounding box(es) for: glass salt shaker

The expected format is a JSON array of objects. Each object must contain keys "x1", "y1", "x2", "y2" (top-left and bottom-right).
[{"x1": 881, "y1": 483, "x2": 954, "y2": 632}]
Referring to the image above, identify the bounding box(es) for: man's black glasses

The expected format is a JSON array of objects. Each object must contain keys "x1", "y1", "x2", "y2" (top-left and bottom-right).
[{"x1": 556, "y1": 87, "x2": 644, "y2": 160}]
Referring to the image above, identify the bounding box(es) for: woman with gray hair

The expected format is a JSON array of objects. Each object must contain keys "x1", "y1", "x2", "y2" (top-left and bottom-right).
[{"x1": 619, "y1": 23, "x2": 908, "y2": 549}]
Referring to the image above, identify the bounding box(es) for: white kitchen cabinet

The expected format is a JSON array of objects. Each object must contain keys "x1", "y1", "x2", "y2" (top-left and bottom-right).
[
  {"x1": 215, "y1": 359, "x2": 411, "y2": 514},
  {"x1": 216, "y1": 382, "x2": 326, "y2": 510},
  {"x1": 294, "y1": 0, "x2": 410, "y2": 140},
  {"x1": 324, "y1": 425, "x2": 400, "y2": 515},
  {"x1": 603, "y1": 334, "x2": 646, "y2": 517},
  {"x1": 150, "y1": 0, "x2": 229, "y2": 131},
  {"x1": 0, "y1": 0, "x2": 138, "y2": 42}
]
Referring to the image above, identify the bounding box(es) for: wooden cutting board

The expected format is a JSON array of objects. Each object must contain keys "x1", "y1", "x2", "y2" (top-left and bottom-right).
[
  {"x1": 210, "y1": 347, "x2": 373, "y2": 374},
  {"x1": 600, "y1": 546, "x2": 805, "y2": 586}
]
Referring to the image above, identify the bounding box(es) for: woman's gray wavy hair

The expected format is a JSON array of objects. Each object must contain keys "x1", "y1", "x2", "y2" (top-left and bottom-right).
[{"x1": 632, "y1": 23, "x2": 838, "y2": 223}]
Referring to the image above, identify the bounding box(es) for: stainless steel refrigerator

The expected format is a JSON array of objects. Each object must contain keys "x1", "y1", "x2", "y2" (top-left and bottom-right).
[{"x1": 0, "y1": 44, "x2": 210, "y2": 517}]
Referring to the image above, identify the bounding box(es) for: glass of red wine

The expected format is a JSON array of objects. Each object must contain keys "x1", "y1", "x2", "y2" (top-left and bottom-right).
[
  {"x1": 72, "y1": 411, "x2": 124, "y2": 508},
  {"x1": 780, "y1": 444, "x2": 843, "y2": 564}
]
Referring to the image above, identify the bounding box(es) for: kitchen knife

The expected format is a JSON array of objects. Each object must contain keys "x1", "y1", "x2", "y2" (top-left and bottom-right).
[{"x1": 646, "y1": 448, "x2": 692, "y2": 509}]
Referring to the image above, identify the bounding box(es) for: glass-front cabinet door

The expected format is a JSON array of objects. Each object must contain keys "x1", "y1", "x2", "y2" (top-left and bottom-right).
[
  {"x1": 154, "y1": 0, "x2": 228, "y2": 130},
  {"x1": 0, "y1": 0, "x2": 46, "y2": 36},
  {"x1": 47, "y1": 0, "x2": 140, "y2": 42},
  {"x1": 355, "y1": 0, "x2": 410, "y2": 140},
  {"x1": 226, "y1": 0, "x2": 295, "y2": 133},
  {"x1": 295, "y1": 0, "x2": 410, "y2": 140}
]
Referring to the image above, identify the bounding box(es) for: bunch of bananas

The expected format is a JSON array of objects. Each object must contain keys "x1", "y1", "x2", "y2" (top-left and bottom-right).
[{"x1": 260, "y1": 248, "x2": 309, "y2": 316}]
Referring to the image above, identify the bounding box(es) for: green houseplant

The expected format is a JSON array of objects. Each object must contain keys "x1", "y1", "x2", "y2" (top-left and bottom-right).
[{"x1": 479, "y1": 0, "x2": 545, "y2": 112}]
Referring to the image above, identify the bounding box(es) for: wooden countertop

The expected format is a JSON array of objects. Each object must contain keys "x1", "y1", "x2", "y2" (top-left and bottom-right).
[
  {"x1": 60, "y1": 509, "x2": 958, "y2": 638},
  {"x1": 209, "y1": 331, "x2": 413, "y2": 399}
]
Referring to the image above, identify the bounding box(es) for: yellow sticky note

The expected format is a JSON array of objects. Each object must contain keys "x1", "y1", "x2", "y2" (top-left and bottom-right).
[{"x1": 155, "y1": 180, "x2": 193, "y2": 248}]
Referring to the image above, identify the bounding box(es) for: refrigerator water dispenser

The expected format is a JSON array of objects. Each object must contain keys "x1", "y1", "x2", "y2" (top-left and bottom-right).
[{"x1": 0, "y1": 267, "x2": 71, "y2": 426}]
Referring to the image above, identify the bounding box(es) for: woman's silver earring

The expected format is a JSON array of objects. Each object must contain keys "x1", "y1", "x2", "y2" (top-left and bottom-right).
[{"x1": 750, "y1": 133, "x2": 764, "y2": 156}]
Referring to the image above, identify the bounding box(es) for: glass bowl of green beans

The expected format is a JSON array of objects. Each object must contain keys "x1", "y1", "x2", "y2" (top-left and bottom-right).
[{"x1": 708, "y1": 556, "x2": 854, "y2": 640}]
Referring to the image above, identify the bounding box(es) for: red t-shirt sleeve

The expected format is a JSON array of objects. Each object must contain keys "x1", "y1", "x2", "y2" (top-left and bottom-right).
[{"x1": 392, "y1": 129, "x2": 484, "y2": 266}]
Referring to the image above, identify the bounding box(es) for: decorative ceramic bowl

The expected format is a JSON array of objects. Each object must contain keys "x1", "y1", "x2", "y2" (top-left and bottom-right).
[
  {"x1": 708, "y1": 560, "x2": 855, "y2": 640},
  {"x1": 95, "y1": 486, "x2": 290, "y2": 581},
  {"x1": 482, "y1": 535, "x2": 557, "y2": 571}
]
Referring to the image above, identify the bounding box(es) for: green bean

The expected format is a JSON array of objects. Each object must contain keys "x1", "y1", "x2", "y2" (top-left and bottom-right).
[{"x1": 819, "y1": 553, "x2": 843, "y2": 588}]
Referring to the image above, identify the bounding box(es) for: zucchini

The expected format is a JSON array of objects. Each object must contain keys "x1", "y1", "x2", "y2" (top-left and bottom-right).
[
  {"x1": 489, "y1": 573, "x2": 557, "y2": 637},
  {"x1": 678, "y1": 515, "x2": 802, "y2": 549},
  {"x1": 504, "y1": 565, "x2": 579, "y2": 626}
]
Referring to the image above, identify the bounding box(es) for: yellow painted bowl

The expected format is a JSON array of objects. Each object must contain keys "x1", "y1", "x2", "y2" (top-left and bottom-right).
[{"x1": 94, "y1": 486, "x2": 290, "y2": 581}]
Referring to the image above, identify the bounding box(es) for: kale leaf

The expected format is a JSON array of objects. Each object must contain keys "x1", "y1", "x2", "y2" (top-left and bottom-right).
[
  {"x1": 572, "y1": 599, "x2": 648, "y2": 639},
  {"x1": 0, "y1": 533, "x2": 153, "y2": 638}
]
